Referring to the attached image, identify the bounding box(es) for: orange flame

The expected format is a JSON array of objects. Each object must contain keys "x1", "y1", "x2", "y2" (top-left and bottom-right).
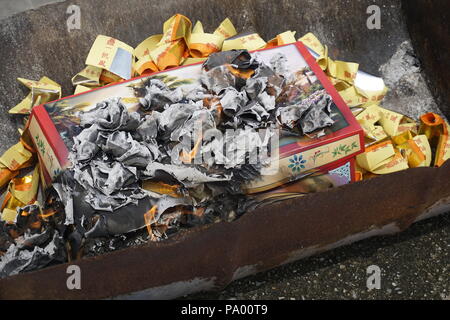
[
  {"x1": 179, "y1": 135, "x2": 202, "y2": 164},
  {"x1": 39, "y1": 209, "x2": 58, "y2": 219},
  {"x1": 144, "y1": 205, "x2": 158, "y2": 241},
  {"x1": 142, "y1": 181, "x2": 182, "y2": 198}
]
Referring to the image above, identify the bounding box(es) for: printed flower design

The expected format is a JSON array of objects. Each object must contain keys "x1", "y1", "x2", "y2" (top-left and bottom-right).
[{"x1": 288, "y1": 154, "x2": 306, "y2": 173}]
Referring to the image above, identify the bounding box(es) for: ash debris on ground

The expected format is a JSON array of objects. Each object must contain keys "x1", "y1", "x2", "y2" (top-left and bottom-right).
[{"x1": 380, "y1": 41, "x2": 445, "y2": 120}]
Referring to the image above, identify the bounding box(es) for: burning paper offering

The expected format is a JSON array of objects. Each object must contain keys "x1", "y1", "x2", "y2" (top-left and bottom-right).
[
  {"x1": 1, "y1": 14, "x2": 448, "y2": 279},
  {"x1": 1, "y1": 41, "x2": 365, "y2": 276}
]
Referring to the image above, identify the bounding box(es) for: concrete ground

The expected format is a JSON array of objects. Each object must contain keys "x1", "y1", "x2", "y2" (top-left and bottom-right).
[
  {"x1": 0, "y1": 0, "x2": 64, "y2": 20},
  {"x1": 1, "y1": 0, "x2": 449, "y2": 300}
]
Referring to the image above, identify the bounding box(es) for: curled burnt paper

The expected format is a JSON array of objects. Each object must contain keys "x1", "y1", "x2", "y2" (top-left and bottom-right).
[{"x1": 1, "y1": 48, "x2": 348, "y2": 277}]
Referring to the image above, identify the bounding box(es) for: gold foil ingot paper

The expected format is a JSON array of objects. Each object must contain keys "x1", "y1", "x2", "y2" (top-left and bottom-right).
[
  {"x1": 213, "y1": 18, "x2": 237, "y2": 39},
  {"x1": 0, "y1": 164, "x2": 19, "y2": 190},
  {"x1": 418, "y1": 113, "x2": 450, "y2": 167},
  {"x1": 182, "y1": 57, "x2": 207, "y2": 66},
  {"x1": 434, "y1": 121, "x2": 450, "y2": 167},
  {"x1": 158, "y1": 14, "x2": 192, "y2": 46},
  {"x1": 266, "y1": 30, "x2": 297, "y2": 48},
  {"x1": 0, "y1": 141, "x2": 33, "y2": 172},
  {"x1": 222, "y1": 33, "x2": 267, "y2": 51},
  {"x1": 392, "y1": 130, "x2": 415, "y2": 146},
  {"x1": 192, "y1": 21, "x2": 204, "y2": 34},
  {"x1": 299, "y1": 33, "x2": 387, "y2": 108},
  {"x1": 356, "y1": 140, "x2": 396, "y2": 172},
  {"x1": 9, "y1": 77, "x2": 61, "y2": 114},
  {"x1": 71, "y1": 65, "x2": 102, "y2": 87},
  {"x1": 134, "y1": 34, "x2": 163, "y2": 61},
  {"x1": 134, "y1": 34, "x2": 163, "y2": 75},
  {"x1": 135, "y1": 57, "x2": 159, "y2": 76},
  {"x1": 299, "y1": 33, "x2": 326, "y2": 56},
  {"x1": 10, "y1": 165, "x2": 40, "y2": 205},
  {"x1": 188, "y1": 33, "x2": 224, "y2": 58},
  {"x1": 370, "y1": 151, "x2": 409, "y2": 175},
  {"x1": 396, "y1": 122, "x2": 419, "y2": 135},
  {"x1": 85, "y1": 35, "x2": 134, "y2": 80},
  {"x1": 412, "y1": 135, "x2": 432, "y2": 167},
  {"x1": 379, "y1": 108, "x2": 405, "y2": 137},
  {"x1": 0, "y1": 166, "x2": 40, "y2": 223},
  {"x1": 396, "y1": 139, "x2": 426, "y2": 168},
  {"x1": 419, "y1": 112, "x2": 445, "y2": 146},
  {"x1": 100, "y1": 69, "x2": 123, "y2": 84},
  {"x1": 150, "y1": 39, "x2": 187, "y2": 71},
  {"x1": 73, "y1": 85, "x2": 92, "y2": 95}
]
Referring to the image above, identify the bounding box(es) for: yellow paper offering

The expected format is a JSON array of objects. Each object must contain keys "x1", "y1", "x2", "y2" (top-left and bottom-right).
[
  {"x1": 85, "y1": 35, "x2": 134, "y2": 80},
  {"x1": 298, "y1": 33, "x2": 326, "y2": 56},
  {"x1": 356, "y1": 141, "x2": 396, "y2": 172},
  {"x1": 0, "y1": 165, "x2": 40, "y2": 223},
  {"x1": 71, "y1": 65, "x2": 102, "y2": 87},
  {"x1": 412, "y1": 135, "x2": 432, "y2": 167},
  {"x1": 379, "y1": 108, "x2": 405, "y2": 136},
  {"x1": 370, "y1": 152, "x2": 409, "y2": 175},
  {"x1": 266, "y1": 31, "x2": 297, "y2": 48},
  {"x1": 299, "y1": 32, "x2": 388, "y2": 108},
  {"x1": 222, "y1": 33, "x2": 267, "y2": 51},
  {"x1": 135, "y1": 57, "x2": 159, "y2": 75},
  {"x1": 396, "y1": 122, "x2": 419, "y2": 135},
  {"x1": 182, "y1": 57, "x2": 207, "y2": 65},
  {"x1": 158, "y1": 14, "x2": 192, "y2": 45},
  {"x1": 150, "y1": 40, "x2": 187, "y2": 71},
  {"x1": 213, "y1": 18, "x2": 237, "y2": 39},
  {"x1": 192, "y1": 21, "x2": 204, "y2": 34},
  {"x1": 9, "y1": 77, "x2": 61, "y2": 114},
  {"x1": 189, "y1": 33, "x2": 224, "y2": 58},
  {"x1": 134, "y1": 34, "x2": 163, "y2": 61},
  {"x1": 435, "y1": 122, "x2": 450, "y2": 167},
  {"x1": 356, "y1": 104, "x2": 387, "y2": 143},
  {"x1": 0, "y1": 142, "x2": 33, "y2": 172},
  {"x1": 74, "y1": 85, "x2": 92, "y2": 95}
]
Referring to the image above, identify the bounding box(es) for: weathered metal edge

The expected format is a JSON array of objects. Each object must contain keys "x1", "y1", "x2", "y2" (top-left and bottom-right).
[{"x1": 0, "y1": 161, "x2": 449, "y2": 300}]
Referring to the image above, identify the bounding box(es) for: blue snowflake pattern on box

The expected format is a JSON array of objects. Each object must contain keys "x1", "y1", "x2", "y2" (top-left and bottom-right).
[{"x1": 288, "y1": 154, "x2": 307, "y2": 173}]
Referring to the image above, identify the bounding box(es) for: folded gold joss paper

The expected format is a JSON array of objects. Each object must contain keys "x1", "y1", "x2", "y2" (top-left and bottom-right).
[
  {"x1": 150, "y1": 39, "x2": 187, "y2": 71},
  {"x1": 71, "y1": 65, "x2": 102, "y2": 87},
  {"x1": 266, "y1": 31, "x2": 297, "y2": 48},
  {"x1": 189, "y1": 32, "x2": 224, "y2": 58},
  {"x1": 222, "y1": 33, "x2": 267, "y2": 51},
  {"x1": 353, "y1": 103, "x2": 450, "y2": 178},
  {"x1": 85, "y1": 35, "x2": 134, "y2": 80},
  {"x1": 299, "y1": 33, "x2": 388, "y2": 108},
  {"x1": 213, "y1": 18, "x2": 237, "y2": 39},
  {"x1": 158, "y1": 14, "x2": 192, "y2": 46},
  {"x1": 74, "y1": 85, "x2": 92, "y2": 95},
  {"x1": 9, "y1": 77, "x2": 61, "y2": 114},
  {"x1": 419, "y1": 113, "x2": 450, "y2": 166},
  {"x1": 0, "y1": 165, "x2": 40, "y2": 223},
  {"x1": 0, "y1": 141, "x2": 34, "y2": 172}
]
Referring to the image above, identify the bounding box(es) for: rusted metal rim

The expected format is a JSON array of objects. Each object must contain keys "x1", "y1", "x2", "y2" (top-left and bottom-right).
[{"x1": 0, "y1": 161, "x2": 448, "y2": 300}]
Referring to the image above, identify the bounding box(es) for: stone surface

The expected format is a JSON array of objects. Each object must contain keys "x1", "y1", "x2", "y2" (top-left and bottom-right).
[{"x1": 380, "y1": 41, "x2": 445, "y2": 120}]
